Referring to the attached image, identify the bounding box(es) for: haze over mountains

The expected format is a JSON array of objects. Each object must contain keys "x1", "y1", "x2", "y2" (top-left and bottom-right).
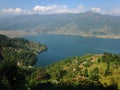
[{"x1": 0, "y1": 11, "x2": 120, "y2": 38}]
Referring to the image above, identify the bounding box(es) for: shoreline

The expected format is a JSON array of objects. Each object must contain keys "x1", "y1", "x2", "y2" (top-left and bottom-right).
[
  {"x1": 0, "y1": 30, "x2": 120, "y2": 39},
  {"x1": 33, "y1": 48, "x2": 48, "y2": 66},
  {"x1": 34, "y1": 48, "x2": 48, "y2": 66}
]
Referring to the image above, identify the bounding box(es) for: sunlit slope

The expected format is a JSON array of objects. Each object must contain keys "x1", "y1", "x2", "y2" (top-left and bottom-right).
[{"x1": 47, "y1": 53, "x2": 120, "y2": 89}]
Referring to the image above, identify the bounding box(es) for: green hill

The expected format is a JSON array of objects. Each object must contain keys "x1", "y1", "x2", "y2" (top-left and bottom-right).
[
  {"x1": 0, "y1": 34, "x2": 47, "y2": 66},
  {"x1": 47, "y1": 53, "x2": 120, "y2": 89},
  {"x1": 21, "y1": 52, "x2": 120, "y2": 90},
  {"x1": 0, "y1": 34, "x2": 120, "y2": 90}
]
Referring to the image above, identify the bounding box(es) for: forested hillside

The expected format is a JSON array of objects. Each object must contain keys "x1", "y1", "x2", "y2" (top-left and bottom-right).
[
  {"x1": 0, "y1": 34, "x2": 47, "y2": 65},
  {"x1": 0, "y1": 34, "x2": 120, "y2": 90}
]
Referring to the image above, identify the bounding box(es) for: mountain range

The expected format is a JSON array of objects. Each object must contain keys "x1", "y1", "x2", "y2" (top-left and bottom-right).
[{"x1": 0, "y1": 11, "x2": 120, "y2": 37}]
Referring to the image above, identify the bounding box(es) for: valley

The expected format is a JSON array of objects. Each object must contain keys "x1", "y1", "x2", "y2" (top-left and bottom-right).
[
  {"x1": 1, "y1": 0, "x2": 120, "y2": 90},
  {"x1": 0, "y1": 12, "x2": 120, "y2": 38}
]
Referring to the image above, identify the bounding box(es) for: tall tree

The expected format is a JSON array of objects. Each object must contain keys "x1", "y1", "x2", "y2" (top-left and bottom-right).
[
  {"x1": 84, "y1": 68, "x2": 89, "y2": 77},
  {"x1": 0, "y1": 46, "x2": 3, "y2": 60}
]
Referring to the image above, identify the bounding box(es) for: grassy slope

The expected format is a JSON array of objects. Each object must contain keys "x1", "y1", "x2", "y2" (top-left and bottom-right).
[{"x1": 47, "y1": 54, "x2": 120, "y2": 89}]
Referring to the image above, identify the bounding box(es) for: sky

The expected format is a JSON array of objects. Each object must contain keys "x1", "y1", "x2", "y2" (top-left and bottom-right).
[{"x1": 0, "y1": 0, "x2": 120, "y2": 15}]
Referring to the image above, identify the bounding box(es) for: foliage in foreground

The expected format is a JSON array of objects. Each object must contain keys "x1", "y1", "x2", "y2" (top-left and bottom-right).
[{"x1": 0, "y1": 52, "x2": 119, "y2": 90}]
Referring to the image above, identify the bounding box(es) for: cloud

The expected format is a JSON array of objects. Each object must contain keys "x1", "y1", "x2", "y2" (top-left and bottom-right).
[
  {"x1": 33, "y1": 5, "x2": 57, "y2": 12},
  {"x1": 110, "y1": 7, "x2": 120, "y2": 15},
  {"x1": 0, "y1": 5, "x2": 109, "y2": 15},
  {"x1": 2, "y1": 8, "x2": 22, "y2": 14},
  {"x1": 91, "y1": 7, "x2": 102, "y2": 13},
  {"x1": 33, "y1": 4, "x2": 85, "y2": 14}
]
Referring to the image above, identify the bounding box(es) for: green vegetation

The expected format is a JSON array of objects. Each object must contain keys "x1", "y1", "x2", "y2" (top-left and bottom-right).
[
  {"x1": 0, "y1": 34, "x2": 47, "y2": 66},
  {"x1": 0, "y1": 34, "x2": 120, "y2": 90}
]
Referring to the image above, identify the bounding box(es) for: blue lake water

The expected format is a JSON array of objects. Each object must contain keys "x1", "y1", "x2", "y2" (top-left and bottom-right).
[{"x1": 24, "y1": 34, "x2": 120, "y2": 66}]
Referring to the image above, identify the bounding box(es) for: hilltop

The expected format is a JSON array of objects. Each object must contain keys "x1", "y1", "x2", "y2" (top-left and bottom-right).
[{"x1": 0, "y1": 12, "x2": 120, "y2": 38}]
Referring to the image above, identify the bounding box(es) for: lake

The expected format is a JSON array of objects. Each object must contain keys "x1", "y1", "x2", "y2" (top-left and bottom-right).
[{"x1": 24, "y1": 34, "x2": 120, "y2": 66}]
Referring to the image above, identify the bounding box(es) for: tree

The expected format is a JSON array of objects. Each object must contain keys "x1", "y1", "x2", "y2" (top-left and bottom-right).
[
  {"x1": 102, "y1": 52, "x2": 111, "y2": 76},
  {"x1": 84, "y1": 68, "x2": 89, "y2": 77},
  {"x1": 102, "y1": 52, "x2": 112, "y2": 63},
  {"x1": 90, "y1": 67, "x2": 99, "y2": 81},
  {"x1": 79, "y1": 69, "x2": 83, "y2": 76},
  {"x1": 0, "y1": 60, "x2": 27, "y2": 90},
  {"x1": 97, "y1": 58, "x2": 102, "y2": 63},
  {"x1": 0, "y1": 46, "x2": 3, "y2": 60},
  {"x1": 93, "y1": 67, "x2": 99, "y2": 74},
  {"x1": 104, "y1": 61, "x2": 111, "y2": 76},
  {"x1": 33, "y1": 68, "x2": 50, "y2": 81}
]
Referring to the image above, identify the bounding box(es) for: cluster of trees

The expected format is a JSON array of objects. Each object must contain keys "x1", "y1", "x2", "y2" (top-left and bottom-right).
[
  {"x1": 100, "y1": 52, "x2": 120, "y2": 76},
  {"x1": 28, "y1": 80, "x2": 117, "y2": 90},
  {"x1": 0, "y1": 52, "x2": 119, "y2": 90},
  {"x1": 0, "y1": 34, "x2": 47, "y2": 66},
  {"x1": 46, "y1": 53, "x2": 120, "y2": 89},
  {"x1": 0, "y1": 60, "x2": 27, "y2": 90},
  {"x1": 0, "y1": 60, "x2": 118, "y2": 90}
]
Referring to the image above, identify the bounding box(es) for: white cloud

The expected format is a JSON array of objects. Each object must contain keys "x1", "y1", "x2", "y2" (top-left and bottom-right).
[
  {"x1": 2, "y1": 8, "x2": 22, "y2": 14},
  {"x1": 15, "y1": 8, "x2": 22, "y2": 13},
  {"x1": 91, "y1": 7, "x2": 102, "y2": 13},
  {"x1": 110, "y1": 7, "x2": 120, "y2": 15},
  {"x1": 2, "y1": 5, "x2": 116, "y2": 15},
  {"x1": 33, "y1": 4, "x2": 85, "y2": 14},
  {"x1": 34, "y1": 5, "x2": 57, "y2": 12}
]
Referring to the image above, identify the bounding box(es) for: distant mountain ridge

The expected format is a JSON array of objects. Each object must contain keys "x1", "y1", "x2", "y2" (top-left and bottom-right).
[{"x1": 0, "y1": 11, "x2": 120, "y2": 37}]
